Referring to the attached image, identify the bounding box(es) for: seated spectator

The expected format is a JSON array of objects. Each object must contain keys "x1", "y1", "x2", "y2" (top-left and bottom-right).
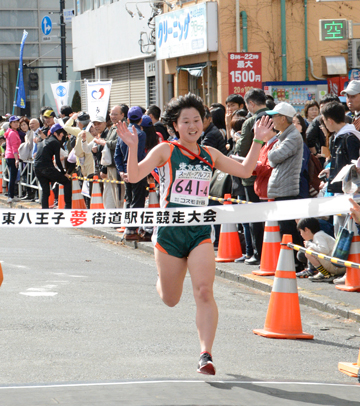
[{"x1": 296, "y1": 217, "x2": 344, "y2": 282}]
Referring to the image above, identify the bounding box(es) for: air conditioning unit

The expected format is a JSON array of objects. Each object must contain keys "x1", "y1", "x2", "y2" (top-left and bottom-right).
[{"x1": 348, "y1": 39, "x2": 360, "y2": 69}]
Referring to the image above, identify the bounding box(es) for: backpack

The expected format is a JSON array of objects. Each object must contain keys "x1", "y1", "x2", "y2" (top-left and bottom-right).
[{"x1": 308, "y1": 154, "x2": 323, "y2": 197}]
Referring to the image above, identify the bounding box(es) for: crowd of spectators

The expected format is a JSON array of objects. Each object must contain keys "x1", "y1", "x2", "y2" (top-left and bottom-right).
[{"x1": 1, "y1": 82, "x2": 360, "y2": 285}]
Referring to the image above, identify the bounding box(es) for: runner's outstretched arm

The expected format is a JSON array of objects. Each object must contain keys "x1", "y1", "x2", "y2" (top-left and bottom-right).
[
  {"x1": 116, "y1": 121, "x2": 170, "y2": 183},
  {"x1": 210, "y1": 115, "x2": 274, "y2": 178}
]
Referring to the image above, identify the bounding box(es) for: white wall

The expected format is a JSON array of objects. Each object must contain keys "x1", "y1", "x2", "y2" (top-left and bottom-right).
[{"x1": 72, "y1": 2, "x2": 153, "y2": 71}]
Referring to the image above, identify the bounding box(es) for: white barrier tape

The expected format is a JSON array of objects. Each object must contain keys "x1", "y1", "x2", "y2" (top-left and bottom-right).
[{"x1": 0, "y1": 195, "x2": 351, "y2": 228}]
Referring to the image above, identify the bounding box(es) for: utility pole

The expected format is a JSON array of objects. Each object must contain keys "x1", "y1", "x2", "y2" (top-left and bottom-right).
[{"x1": 60, "y1": 0, "x2": 66, "y2": 81}]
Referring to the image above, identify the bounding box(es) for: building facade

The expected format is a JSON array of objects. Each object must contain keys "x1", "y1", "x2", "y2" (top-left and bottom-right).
[
  {"x1": 159, "y1": 0, "x2": 360, "y2": 105},
  {"x1": 72, "y1": 0, "x2": 168, "y2": 111},
  {"x1": 0, "y1": 0, "x2": 80, "y2": 117}
]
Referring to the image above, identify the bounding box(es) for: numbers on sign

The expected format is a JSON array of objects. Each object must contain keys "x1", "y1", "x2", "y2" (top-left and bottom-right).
[{"x1": 230, "y1": 70, "x2": 256, "y2": 83}]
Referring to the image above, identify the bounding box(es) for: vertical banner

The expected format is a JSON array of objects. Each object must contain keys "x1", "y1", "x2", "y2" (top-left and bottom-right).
[
  {"x1": 228, "y1": 52, "x2": 262, "y2": 98},
  {"x1": 15, "y1": 30, "x2": 28, "y2": 109},
  {"x1": 51, "y1": 82, "x2": 71, "y2": 114},
  {"x1": 86, "y1": 81, "x2": 112, "y2": 119}
]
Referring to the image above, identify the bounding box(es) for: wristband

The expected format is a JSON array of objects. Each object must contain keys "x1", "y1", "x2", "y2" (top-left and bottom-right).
[{"x1": 253, "y1": 138, "x2": 265, "y2": 146}]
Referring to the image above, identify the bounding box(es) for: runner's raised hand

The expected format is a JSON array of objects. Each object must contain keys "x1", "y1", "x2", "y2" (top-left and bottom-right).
[{"x1": 115, "y1": 121, "x2": 138, "y2": 148}]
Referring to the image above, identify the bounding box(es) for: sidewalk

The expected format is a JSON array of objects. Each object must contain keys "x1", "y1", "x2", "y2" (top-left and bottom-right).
[{"x1": 1, "y1": 193, "x2": 359, "y2": 324}]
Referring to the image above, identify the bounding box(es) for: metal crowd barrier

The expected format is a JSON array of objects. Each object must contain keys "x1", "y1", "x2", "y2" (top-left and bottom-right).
[{"x1": 1, "y1": 159, "x2": 40, "y2": 198}]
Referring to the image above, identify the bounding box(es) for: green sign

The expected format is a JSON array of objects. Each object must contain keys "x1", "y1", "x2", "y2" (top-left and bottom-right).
[{"x1": 319, "y1": 19, "x2": 348, "y2": 41}]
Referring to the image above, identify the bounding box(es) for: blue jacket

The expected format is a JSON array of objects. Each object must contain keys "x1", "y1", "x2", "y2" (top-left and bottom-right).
[{"x1": 114, "y1": 123, "x2": 146, "y2": 173}]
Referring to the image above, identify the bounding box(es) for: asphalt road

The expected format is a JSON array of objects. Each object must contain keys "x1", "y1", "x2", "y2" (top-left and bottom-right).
[{"x1": 0, "y1": 227, "x2": 359, "y2": 405}]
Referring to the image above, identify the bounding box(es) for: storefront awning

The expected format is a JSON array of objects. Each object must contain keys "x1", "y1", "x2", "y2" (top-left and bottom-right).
[{"x1": 176, "y1": 63, "x2": 208, "y2": 78}]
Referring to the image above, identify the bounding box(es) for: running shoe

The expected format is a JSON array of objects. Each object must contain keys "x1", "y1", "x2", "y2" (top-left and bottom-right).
[{"x1": 197, "y1": 352, "x2": 216, "y2": 375}]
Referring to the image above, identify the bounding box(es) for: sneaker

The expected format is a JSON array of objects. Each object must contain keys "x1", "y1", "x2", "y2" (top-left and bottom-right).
[
  {"x1": 333, "y1": 274, "x2": 346, "y2": 285},
  {"x1": 197, "y1": 352, "x2": 216, "y2": 375},
  {"x1": 235, "y1": 254, "x2": 251, "y2": 263},
  {"x1": 6, "y1": 197, "x2": 13, "y2": 203},
  {"x1": 244, "y1": 255, "x2": 260, "y2": 266},
  {"x1": 309, "y1": 273, "x2": 335, "y2": 282},
  {"x1": 296, "y1": 268, "x2": 317, "y2": 278}
]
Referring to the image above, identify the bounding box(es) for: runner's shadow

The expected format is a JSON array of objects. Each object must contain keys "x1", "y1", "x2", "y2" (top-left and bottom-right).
[
  {"x1": 207, "y1": 375, "x2": 359, "y2": 406},
  {"x1": 308, "y1": 338, "x2": 360, "y2": 351}
]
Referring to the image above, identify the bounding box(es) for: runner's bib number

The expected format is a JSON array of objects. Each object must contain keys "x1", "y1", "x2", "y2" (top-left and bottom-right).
[{"x1": 171, "y1": 170, "x2": 211, "y2": 206}]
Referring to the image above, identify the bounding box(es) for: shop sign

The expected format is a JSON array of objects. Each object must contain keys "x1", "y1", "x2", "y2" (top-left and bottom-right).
[
  {"x1": 228, "y1": 52, "x2": 262, "y2": 97},
  {"x1": 155, "y1": 2, "x2": 218, "y2": 60}
]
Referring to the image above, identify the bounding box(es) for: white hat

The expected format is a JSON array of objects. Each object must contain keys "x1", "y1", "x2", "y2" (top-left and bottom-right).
[
  {"x1": 340, "y1": 80, "x2": 360, "y2": 96},
  {"x1": 92, "y1": 115, "x2": 106, "y2": 123},
  {"x1": 265, "y1": 102, "x2": 297, "y2": 118}
]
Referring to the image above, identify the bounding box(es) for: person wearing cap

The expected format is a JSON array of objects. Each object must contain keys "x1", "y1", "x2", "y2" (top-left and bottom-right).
[
  {"x1": 4, "y1": 116, "x2": 21, "y2": 203},
  {"x1": 63, "y1": 112, "x2": 95, "y2": 180},
  {"x1": 266, "y1": 101, "x2": 304, "y2": 268},
  {"x1": 114, "y1": 106, "x2": 147, "y2": 240},
  {"x1": 94, "y1": 105, "x2": 127, "y2": 209},
  {"x1": 341, "y1": 80, "x2": 360, "y2": 131},
  {"x1": 81, "y1": 115, "x2": 109, "y2": 177},
  {"x1": 34, "y1": 123, "x2": 72, "y2": 209},
  {"x1": 42, "y1": 109, "x2": 56, "y2": 136}
]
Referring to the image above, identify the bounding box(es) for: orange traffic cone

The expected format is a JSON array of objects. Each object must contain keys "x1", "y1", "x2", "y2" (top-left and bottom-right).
[
  {"x1": 58, "y1": 184, "x2": 65, "y2": 209},
  {"x1": 48, "y1": 187, "x2": 55, "y2": 208},
  {"x1": 215, "y1": 194, "x2": 242, "y2": 262},
  {"x1": 336, "y1": 220, "x2": 360, "y2": 292},
  {"x1": 90, "y1": 176, "x2": 104, "y2": 209},
  {"x1": 0, "y1": 263, "x2": 3, "y2": 287},
  {"x1": 253, "y1": 234, "x2": 314, "y2": 339},
  {"x1": 71, "y1": 174, "x2": 87, "y2": 209},
  {"x1": 148, "y1": 183, "x2": 159, "y2": 208},
  {"x1": 338, "y1": 347, "x2": 360, "y2": 379},
  {"x1": 0, "y1": 158, "x2": 3, "y2": 193},
  {"x1": 253, "y1": 221, "x2": 281, "y2": 276}
]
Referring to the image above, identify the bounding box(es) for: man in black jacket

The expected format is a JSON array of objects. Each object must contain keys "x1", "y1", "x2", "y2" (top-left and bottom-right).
[
  {"x1": 320, "y1": 101, "x2": 360, "y2": 195},
  {"x1": 34, "y1": 123, "x2": 72, "y2": 209},
  {"x1": 146, "y1": 105, "x2": 170, "y2": 140},
  {"x1": 200, "y1": 107, "x2": 227, "y2": 155}
]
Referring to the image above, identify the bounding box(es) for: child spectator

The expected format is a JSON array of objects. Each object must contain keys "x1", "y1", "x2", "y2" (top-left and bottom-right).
[{"x1": 296, "y1": 217, "x2": 345, "y2": 282}]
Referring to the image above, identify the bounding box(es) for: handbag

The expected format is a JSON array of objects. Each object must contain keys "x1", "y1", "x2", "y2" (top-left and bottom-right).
[
  {"x1": 100, "y1": 143, "x2": 112, "y2": 166},
  {"x1": 210, "y1": 169, "x2": 232, "y2": 198},
  {"x1": 18, "y1": 142, "x2": 32, "y2": 161},
  {"x1": 331, "y1": 214, "x2": 354, "y2": 266}
]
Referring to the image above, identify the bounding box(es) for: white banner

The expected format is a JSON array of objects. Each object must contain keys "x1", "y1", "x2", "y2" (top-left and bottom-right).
[
  {"x1": 86, "y1": 80, "x2": 112, "y2": 120},
  {"x1": 0, "y1": 195, "x2": 352, "y2": 228},
  {"x1": 50, "y1": 82, "x2": 71, "y2": 115}
]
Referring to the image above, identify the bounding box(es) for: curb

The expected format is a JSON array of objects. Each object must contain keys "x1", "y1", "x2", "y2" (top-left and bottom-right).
[
  {"x1": 1, "y1": 196, "x2": 359, "y2": 325},
  {"x1": 81, "y1": 227, "x2": 360, "y2": 324}
]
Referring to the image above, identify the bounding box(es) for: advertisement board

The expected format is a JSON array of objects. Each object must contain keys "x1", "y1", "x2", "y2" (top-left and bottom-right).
[
  {"x1": 155, "y1": 2, "x2": 218, "y2": 60},
  {"x1": 228, "y1": 52, "x2": 262, "y2": 97}
]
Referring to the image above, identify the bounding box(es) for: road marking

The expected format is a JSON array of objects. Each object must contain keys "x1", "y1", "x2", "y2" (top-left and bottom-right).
[
  {"x1": 19, "y1": 292, "x2": 58, "y2": 297},
  {"x1": 0, "y1": 380, "x2": 359, "y2": 390}
]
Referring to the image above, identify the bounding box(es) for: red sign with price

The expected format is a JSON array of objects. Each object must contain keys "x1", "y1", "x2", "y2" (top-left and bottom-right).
[{"x1": 228, "y1": 52, "x2": 262, "y2": 97}]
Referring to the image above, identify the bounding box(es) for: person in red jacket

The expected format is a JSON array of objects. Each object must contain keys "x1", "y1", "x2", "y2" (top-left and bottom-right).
[
  {"x1": 4, "y1": 116, "x2": 21, "y2": 203},
  {"x1": 253, "y1": 133, "x2": 278, "y2": 200}
]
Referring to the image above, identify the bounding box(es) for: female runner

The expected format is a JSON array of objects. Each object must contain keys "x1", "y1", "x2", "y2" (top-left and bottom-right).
[{"x1": 116, "y1": 93, "x2": 274, "y2": 375}]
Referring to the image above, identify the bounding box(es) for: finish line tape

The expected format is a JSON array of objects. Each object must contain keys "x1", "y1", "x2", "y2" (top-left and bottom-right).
[{"x1": 0, "y1": 195, "x2": 351, "y2": 228}]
